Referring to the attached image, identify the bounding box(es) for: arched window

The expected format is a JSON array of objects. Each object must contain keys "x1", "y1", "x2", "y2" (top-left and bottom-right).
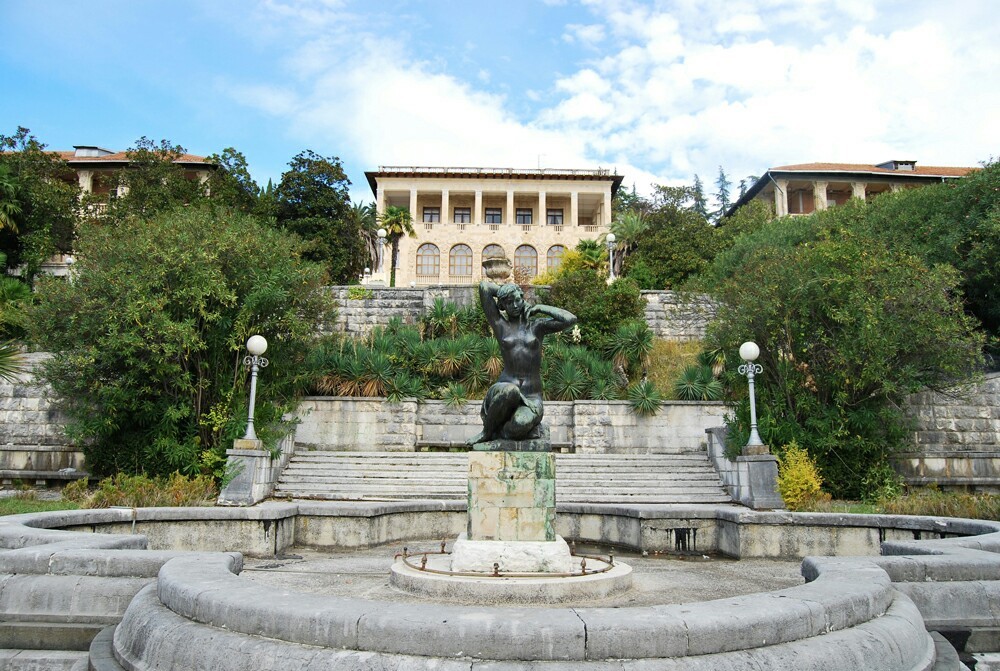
[
  {"x1": 547, "y1": 245, "x2": 566, "y2": 272},
  {"x1": 449, "y1": 244, "x2": 473, "y2": 278},
  {"x1": 514, "y1": 245, "x2": 538, "y2": 278},
  {"x1": 482, "y1": 244, "x2": 504, "y2": 260},
  {"x1": 416, "y1": 243, "x2": 440, "y2": 278}
]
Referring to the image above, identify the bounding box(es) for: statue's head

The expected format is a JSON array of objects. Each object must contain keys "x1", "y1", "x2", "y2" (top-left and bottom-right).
[{"x1": 496, "y1": 283, "x2": 526, "y2": 319}]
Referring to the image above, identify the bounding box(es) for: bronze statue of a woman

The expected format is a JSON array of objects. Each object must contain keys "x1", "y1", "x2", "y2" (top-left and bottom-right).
[{"x1": 467, "y1": 280, "x2": 577, "y2": 445}]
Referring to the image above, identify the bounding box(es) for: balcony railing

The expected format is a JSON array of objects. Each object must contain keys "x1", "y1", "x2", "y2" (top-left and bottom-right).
[{"x1": 378, "y1": 166, "x2": 616, "y2": 177}]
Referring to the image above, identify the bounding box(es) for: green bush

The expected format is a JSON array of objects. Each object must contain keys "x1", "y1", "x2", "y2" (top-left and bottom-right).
[
  {"x1": 542, "y1": 269, "x2": 645, "y2": 351},
  {"x1": 704, "y1": 212, "x2": 983, "y2": 499},
  {"x1": 776, "y1": 441, "x2": 829, "y2": 511},
  {"x1": 30, "y1": 205, "x2": 334, "y2": 478}
]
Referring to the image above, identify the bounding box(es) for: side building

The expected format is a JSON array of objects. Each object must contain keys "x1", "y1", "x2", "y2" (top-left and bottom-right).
[
  {"x1": 365, "y1": 166, "x2": 624, "y2": 286},
  {"x1": 727, "y1": 160, "x2": 975, "y2": 217}
]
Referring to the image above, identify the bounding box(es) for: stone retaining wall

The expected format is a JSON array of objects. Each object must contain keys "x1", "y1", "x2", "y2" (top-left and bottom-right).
[
  {"x1": 897, "y1": 371, "x2": 1000, "y2": 490},
  {"x1": 329, "y1": 284, "x2": 714, "y2": 339},
  {"x1": 294, "y1": 397, "x2": 727, "y2": 454},
  {"x1": 0, "y1": 352, "x2": 85, "y2": 483}
]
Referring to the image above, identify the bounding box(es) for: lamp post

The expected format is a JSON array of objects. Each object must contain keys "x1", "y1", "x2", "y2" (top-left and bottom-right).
[
  {"x1": 606, "y1": 232, "x2": 616, "y2": 281},
  {"x1": 738, "y1": 341, "x2": 764, "y2": 448},
  {"x1": 242, "y1": 335, "x2": 269, "y2": 441},
  {"x1": 376, "y1": 228, "x2": 386, "y2": 277}
]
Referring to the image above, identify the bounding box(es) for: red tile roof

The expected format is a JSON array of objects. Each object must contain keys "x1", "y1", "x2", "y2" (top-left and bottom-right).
[
  {"x1": 771, "y1": 162, "x2": 975, "y2": 177},
  {"x1": 56, "y1": 151, "x2": 210, "y2": 165}
]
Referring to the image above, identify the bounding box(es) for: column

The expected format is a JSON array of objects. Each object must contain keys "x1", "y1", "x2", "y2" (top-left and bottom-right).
[
  {"x1": 537, "y1": 190, "x2": 546, "y2": 227},
  {"x1": 603, "y1": 190, "x2": 612, "y2": 227},
  {"x1": 376, "y1": 185, "x2": 386, "y2": 216},
  {"x1": 474, "y1": 190, "x2": 483, "y2": 226},
  {"x1": 409, "y1": 189, "x2": 418, "y2": 219},
  {"x1": 570, "y1": 191, "x2": 579, "y2": 226},
  {"x1": 773, "y1": 179, "x2": 789, "y2": 216},
  {"x1": 851, "y1": 182, "x2": 866, "y2": 201},
  {"x1": 813, "y1": 181, "x2": 829, "y2": 211},
  {"x1": 441, "y1": 189, "x2": 450, "y2": 225},
  {"x1": 506, "y1": 190, "x2": 515, "y2": 225}
]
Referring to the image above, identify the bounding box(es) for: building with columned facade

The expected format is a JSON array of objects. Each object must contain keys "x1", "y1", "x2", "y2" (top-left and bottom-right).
[
  {"x1": 365, "y1": 166, "x2": 624, "y2": 286},
  {"x1": 727, "y1": 160, "x2": 976, "y2": 217}
]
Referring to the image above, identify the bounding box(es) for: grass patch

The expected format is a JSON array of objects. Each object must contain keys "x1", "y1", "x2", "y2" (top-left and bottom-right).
[
  {"x1": 798, "y1": 489, "x2": 1000, "y2": 519},
  {"x1": 877, "y1": 489, "x2": 1000, "y2": 520},
  {"x1": 0, "y1": 493, "x2": 79, "y2": 516},
  {"x1": 646, "y1": 339, "x2": 702, "y2": 400}
]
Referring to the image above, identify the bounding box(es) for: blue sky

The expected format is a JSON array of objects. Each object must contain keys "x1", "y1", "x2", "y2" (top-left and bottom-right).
[{"x1": 2, "y1": 0, "x2": 997, "y2": 206}]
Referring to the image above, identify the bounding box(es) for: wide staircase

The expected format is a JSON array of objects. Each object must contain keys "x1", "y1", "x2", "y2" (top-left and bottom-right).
[{"x1": 274, "y1": 451, "x2": 733, "y2": 504}]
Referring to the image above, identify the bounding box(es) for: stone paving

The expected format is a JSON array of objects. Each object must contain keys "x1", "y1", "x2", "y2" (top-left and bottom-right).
[{"x1": 242, "y1": 542, "x2": 804, "y2": 608}]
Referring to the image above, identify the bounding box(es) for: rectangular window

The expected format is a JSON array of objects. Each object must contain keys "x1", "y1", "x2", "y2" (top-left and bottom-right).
[
  {"x1": 453, "y1": 207, "x2": 471, "y2": 223},
  {"x1": 516, "y1": 208, "x2": 533, "y2": 225},
  {"x1": 422, "y1": 207, "x2": 440, "y2": 223},
  {"x1": 485, "y1": 208, "x2": 502, "y2": 224},
  {"x1": 546, "y1": 208, "x2": 564, "y2": 226}
]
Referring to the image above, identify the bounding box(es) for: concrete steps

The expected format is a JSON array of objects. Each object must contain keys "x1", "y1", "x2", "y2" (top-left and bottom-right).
[
  {"x1": 274, "y1": 451, "x2": 733, "y2": 504},
  {"x1": 0, "y1": 649, "x2": 88, "y2": 670}
]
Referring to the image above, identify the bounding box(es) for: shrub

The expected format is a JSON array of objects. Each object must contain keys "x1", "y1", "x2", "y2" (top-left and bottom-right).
[
  {"x1": 30, "y1": 205, "x2": 334, "y2": 478},
  {"x1": 68, "y1": 472, "x2": 217, "y2": 508},
  {"x1": 626, "y1": 379, "x2": 663, "y2": 416},
  {"x1": 542, "y1": 269, "x2": 644, "y2": 350},
  {"x1": 705, "y1": 216, "x2": 983, "y2": 499},
  {"x1": 776, "y1": 441, "x2": 830, "y2": 511}
]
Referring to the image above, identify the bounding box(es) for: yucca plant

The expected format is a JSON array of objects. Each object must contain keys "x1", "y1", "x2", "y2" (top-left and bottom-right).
[
  {"x1": 607, "y1": 320, "x2": 654, "y2": 375},
  {"x1": 674, "y1": 364, "x2": 723, "y2": 401},
  {"x1": 482, "y1": 337, "x2": 503, "y2": 378},
  {"x1": 385, "y1": 371, "x2": 427, "y2": 402},
  {"x1": 0, "y1": 340, "x2": 25, "y2": 383},
  {"x1": 548, "y1": 359, "x2": 590, "y2": 401},
  {"x1": 627, "y1": 379, "x2": 663, "y2": 416},
  {"x1": 360, "y1": 350, "x2": 395, "y2": 396},
  {"x1": 442, "y1": 382, "x2": 470, "y2": 408}
]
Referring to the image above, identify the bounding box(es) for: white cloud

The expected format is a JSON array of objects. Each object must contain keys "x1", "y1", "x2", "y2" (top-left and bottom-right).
[{"x1": 230, "y1": 0, "x2": 999, "y2": 204}]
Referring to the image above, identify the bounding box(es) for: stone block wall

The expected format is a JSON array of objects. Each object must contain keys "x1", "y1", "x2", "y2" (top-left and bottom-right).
[
  {"x1": 294, "y1": 398, "x2": 419, "y2": 451},
  {"x1": 0, "y1": 352, "x2": 85, "y2": 481},
  {"x1": 295, "y1": 397, "x2": 724, "y2": 454},
  {"x1": 897, "y1": 372, "x2": 1000, "y2": 489},
  {"x1": 572, "y1": 400, "x2": 727, "y2": 454},
  {"x1": 328, "y1": 285, "x2": 715, "y2": 340},
  {"x1": 641, "y1": 290, "x2": 716, "y2": 341}
]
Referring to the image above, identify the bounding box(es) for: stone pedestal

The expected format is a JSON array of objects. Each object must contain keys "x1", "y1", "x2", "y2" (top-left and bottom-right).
[
  {"x1": 466, "y1": 450, "x2": 556, "y2": 541},
  {"x1": 451, "y1": 534, "x2": 574, "y2": 573}
]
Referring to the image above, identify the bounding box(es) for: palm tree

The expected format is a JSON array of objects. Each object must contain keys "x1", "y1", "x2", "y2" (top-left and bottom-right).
[
  {"x1": 610, "y1": 210, "x2": 648, "y2": 276},
  {"x1": 350, "y1": 202, "x2": 379, "y2": 269},
  {"x1": 0, "y1": 340, "x2": 25, "y2": 383},
  {"x1": 378, "y1": 205, "x2": 415, "y2": 287},
  {"x1": 0, "y1": 164, "x2": 21, "y2": 233}
]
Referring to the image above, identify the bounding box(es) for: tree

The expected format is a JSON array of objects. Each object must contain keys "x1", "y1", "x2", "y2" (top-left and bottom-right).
[
  {"x1": 691, "y1": 174, "x2": 709, "y2": 220},
  {"x1": 29, "y1": 205, "x2": 334, "y2": 478},
  {"x1": 713, "y1": 166, "x2": 732, "y2": 222},
  {"x1": 704, "y1": 205, "x2": 983, "y2": 499},
  {"x1": 543, "y1": 268, "x2": 645, "y2": 351},
  {"x1": 0, "y1": 128, "x2": 79, "y2": 281},
  {"x1": 206, "y1": 147, "x2": 259, "y2": 213},
  {"x1": 851, "y1": 160, "x2": 1000, "y2": 342},
  {"x1": 0, "y1": 164, "x2": 21, "y2": 233},
  {"x1": 98, "y1": 137, "x2": 208, "y2": 225},
  {"x1": 273, "y1": 151, "x2": 365, "y2": 284},
  {"x1": 609, "y1": 210, "x2": 648, "y2": 276},
  {"x1": 350, "y1": 201, "x2": 379, "y2": 270},
  {"x1": 378, "y1": 205, "x2": 415, "y2": 287}
]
